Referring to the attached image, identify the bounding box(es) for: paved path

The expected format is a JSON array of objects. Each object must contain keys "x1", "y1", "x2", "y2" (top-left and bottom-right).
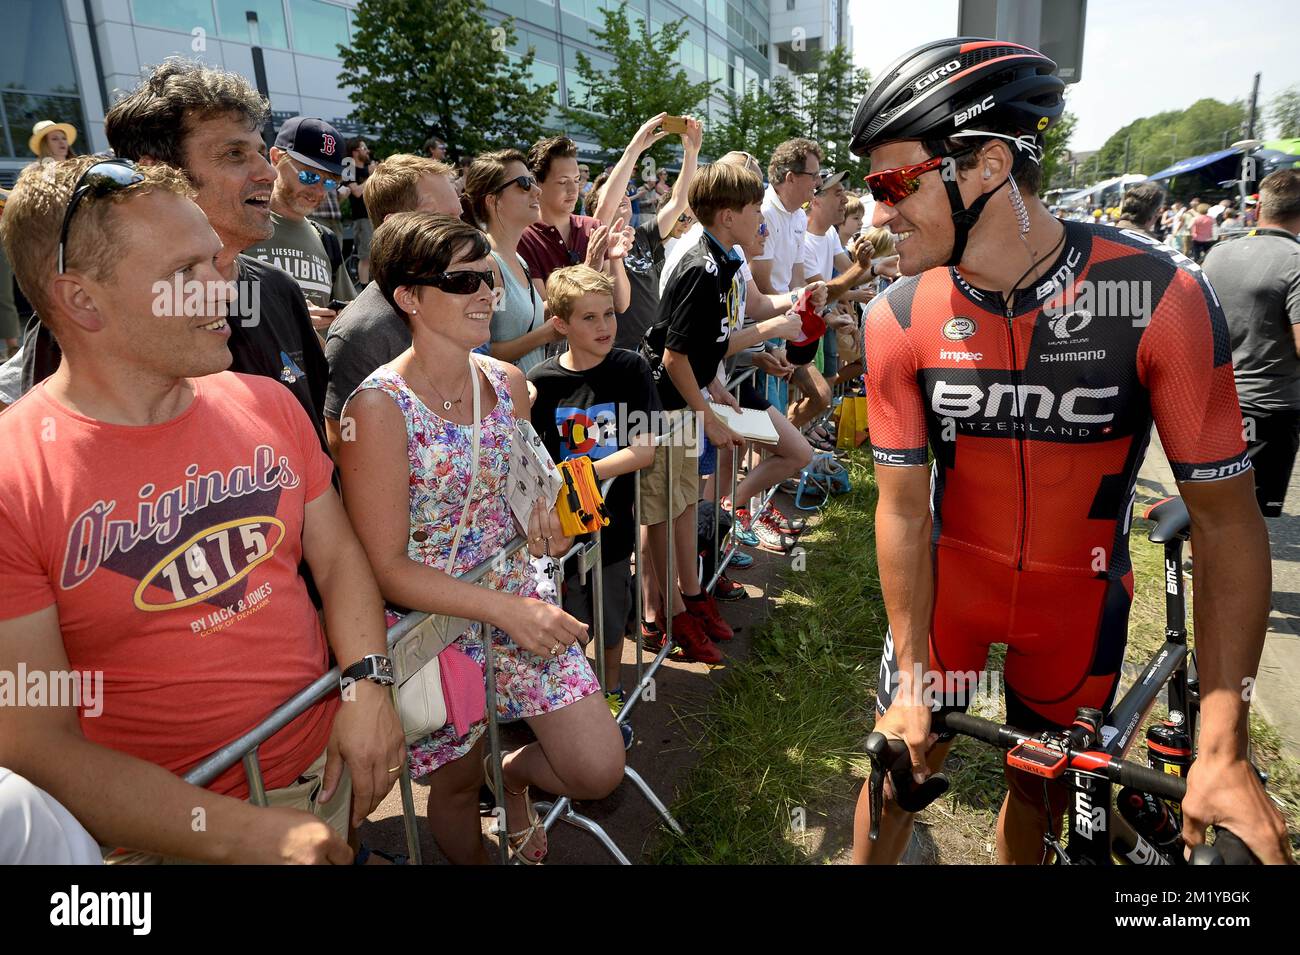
[{"x1": 1137, "y1": 432, "x2": 1300, "y2": 760}]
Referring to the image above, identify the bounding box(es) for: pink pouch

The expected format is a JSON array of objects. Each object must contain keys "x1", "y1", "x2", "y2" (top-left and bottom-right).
[{"x1": 438, "y1": 642, "x2": 486, "y2": 738}]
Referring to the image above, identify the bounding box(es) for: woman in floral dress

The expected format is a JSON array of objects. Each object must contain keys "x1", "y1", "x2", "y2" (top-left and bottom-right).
[{"x1": 338, "y1": 213, "x2": 623, "y2": 864}]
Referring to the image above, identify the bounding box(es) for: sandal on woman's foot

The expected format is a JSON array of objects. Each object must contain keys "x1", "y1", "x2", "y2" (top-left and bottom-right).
[
  {"x1": 483, "y1": 755, "x2": 548, "y2": 864},
  {"x1": 353, "y1": 843, "x2": 408, "y2": 865}
]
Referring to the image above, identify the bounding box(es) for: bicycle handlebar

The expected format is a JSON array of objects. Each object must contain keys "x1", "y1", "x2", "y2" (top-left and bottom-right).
[
  {"x1": 865, "y1": 710, "x2": 1260, "y2": 864},
  {"x1": 937, "y1": 711, "x2": 1187, "y2": 801}
]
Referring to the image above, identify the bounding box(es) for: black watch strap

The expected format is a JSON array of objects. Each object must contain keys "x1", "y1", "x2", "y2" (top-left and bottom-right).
[{"x1": 340, "y1": 654, "x2": 395, "y2": 688}]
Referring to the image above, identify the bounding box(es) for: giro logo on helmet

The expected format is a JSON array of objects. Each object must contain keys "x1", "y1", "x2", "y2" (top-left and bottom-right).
[{"x1": 915, "y1": 58, "x2": 961, "y2": 92}]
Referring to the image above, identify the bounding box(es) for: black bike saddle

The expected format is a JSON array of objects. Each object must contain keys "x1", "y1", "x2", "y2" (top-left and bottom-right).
[{"x1": 1144, "y1": 496, "x2": 1190, "y2": 543}]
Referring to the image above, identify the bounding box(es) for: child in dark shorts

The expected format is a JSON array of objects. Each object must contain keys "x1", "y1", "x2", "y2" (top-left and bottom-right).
[{"x1": 528, "y1": 266, "x2": 660, "y2": 705}]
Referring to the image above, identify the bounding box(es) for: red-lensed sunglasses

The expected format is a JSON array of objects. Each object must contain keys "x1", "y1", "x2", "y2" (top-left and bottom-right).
[{"x1": 863, "y1": 155, "x2": 947, "y2": 206}]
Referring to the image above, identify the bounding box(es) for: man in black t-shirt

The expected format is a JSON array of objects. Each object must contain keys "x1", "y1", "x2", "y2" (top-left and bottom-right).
[
  {"x1": 529, "y1": 266, "x2": 659, "y2": 703},
  {"x1": 638, "y1": 163, "x2": 804, "y2": 662},
  {"x1": 1, "y1": 61, "x2": 331, "y2": 451},
  {"x1": 342, "y1": 138, "x2": 373, "y2": 284}
]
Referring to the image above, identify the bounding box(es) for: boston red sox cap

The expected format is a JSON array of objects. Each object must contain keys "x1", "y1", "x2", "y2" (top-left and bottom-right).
[{"x1": 274, "y1": 116, "x2": 345, "y2": 177}]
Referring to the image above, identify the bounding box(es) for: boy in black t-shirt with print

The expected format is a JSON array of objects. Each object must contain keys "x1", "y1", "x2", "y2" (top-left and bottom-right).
[
  {"x1": 528, "y1": 266, "x2": 660, "y2": 715},
  {"x1": 638, "y1": 163, "x2": 805, "y2": 663}
]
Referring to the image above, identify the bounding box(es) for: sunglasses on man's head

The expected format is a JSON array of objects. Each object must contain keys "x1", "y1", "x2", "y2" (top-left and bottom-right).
[
  {"x1": 296, "y1": 168, "x2": 338, "y2": 190},
  {"x1": 411, "y1": 269, "x2": 496, "y2": 295},
  {"x1": 58, "y1": 159, "x2": 145, "y2": 274}
]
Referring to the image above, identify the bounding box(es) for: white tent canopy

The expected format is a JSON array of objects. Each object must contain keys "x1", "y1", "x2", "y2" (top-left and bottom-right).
[{"x1": 1057, "y1": 174, "x2": 1147, "y2": 206}]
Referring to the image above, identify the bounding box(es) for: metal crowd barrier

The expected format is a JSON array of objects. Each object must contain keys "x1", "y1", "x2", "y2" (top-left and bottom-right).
[
  {"x1": 182, "y1": 358, "x2": 829, "y2": 866},
  {"x1": 185, "y1": 537, "x2": 525, "y2": 866}
]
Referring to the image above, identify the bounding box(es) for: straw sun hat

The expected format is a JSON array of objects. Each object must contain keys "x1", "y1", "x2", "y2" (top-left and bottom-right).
[{"x1": 29, "y1": 120, "x2": 78, "y2": 156}]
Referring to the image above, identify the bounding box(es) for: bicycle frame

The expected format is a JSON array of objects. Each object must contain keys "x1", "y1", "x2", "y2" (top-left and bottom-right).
[
  {"x1": 1057, "y1": 522, "x2": 1197, "y2": 864},
  {"x1": 867, "y1": 498, "x2": 1206, "y2": 865}
]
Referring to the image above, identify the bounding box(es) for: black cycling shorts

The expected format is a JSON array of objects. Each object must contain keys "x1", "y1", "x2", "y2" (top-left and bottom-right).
[{"x1": 1243, "y1": 408, "x2": 1300, "y2": 517}]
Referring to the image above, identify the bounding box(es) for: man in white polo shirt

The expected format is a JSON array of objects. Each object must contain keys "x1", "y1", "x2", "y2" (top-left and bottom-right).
[
  {"x1": 751, "y1": 139, "x2": 820, "y2": 298},
  {"x1": 750, "y1": 139, "x2": 825, "y2": 423}
]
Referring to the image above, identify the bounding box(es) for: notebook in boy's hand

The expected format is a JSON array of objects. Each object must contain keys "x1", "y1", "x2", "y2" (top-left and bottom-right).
[
  {"x1": 507, "y1": 417, "x2": 565, "y2": 532},
  {"x1": 707, "y1": 402, "x2": 779, "y2": 445}
]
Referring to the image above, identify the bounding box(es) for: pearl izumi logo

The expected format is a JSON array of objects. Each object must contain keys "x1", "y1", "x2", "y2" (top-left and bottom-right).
[
  {"x1": 1050, "y1": 309, "x2": 1092, "y2": 339},
  {"x1": 942, "y1": 317, "x2": 977, "y2": 341}
]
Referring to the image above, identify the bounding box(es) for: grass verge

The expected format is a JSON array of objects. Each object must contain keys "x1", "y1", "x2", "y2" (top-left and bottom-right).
[{"x1": 650, "y1": 452, "x2": 1300, "y2": 864}]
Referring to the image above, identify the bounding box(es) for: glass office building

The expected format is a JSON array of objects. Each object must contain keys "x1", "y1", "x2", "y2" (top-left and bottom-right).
[{"x1": 2, "y1": 0, "x2": 804, "y2": 184}]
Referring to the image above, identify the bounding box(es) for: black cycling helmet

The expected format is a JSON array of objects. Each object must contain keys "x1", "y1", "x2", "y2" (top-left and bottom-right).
[{"x1": 850, "y1": 38, "x2": 1065, "y2": 264}]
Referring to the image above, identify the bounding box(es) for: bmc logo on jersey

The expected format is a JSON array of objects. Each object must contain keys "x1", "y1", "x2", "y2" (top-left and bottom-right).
[
  {"x1": 873, "y1": 448, "x2": 911, "y2": 466},
  {"x1": 931, "y1": 380, "x2": 1120, "y2": 424},
  {"x1": 1188, "y1": 454, "x2": 1251, "y2": 481},
  {"x1": 954, "y1": 94, "x2": 995, "y2": 127},
  {"x1": 942, "y1": 317, "x2": 977, "y2": 341},
  {"x1": 915, "y1": 58, "x2": 961, "y2": 92}
]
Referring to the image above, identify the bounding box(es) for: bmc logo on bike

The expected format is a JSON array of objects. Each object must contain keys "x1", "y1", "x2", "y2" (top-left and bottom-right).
[
  {"x1": 1074, "y1": 792, "x2": 1106, "y2": 839},
  {"x1": 1164, "y1": 558, "x2": 1179, "y2": 595}
]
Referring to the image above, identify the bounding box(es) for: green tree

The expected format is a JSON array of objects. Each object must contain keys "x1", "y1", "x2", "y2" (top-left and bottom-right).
[
  {"x1": 1042, "y1": 109, "x2": 1077, "y2": 189},
  {"x1": 1092, "y1": 98, "x2": 1246, "y2": 179},
  {"x1": 702, "y1": 78, "x2": 804, "y2": 169},
  {"x1": 559, "y1": 2, "x2": 713, "y2": 166},
  {"x1": 338, "y1": 0, "x2": 555, "y2": 157},
  {"x1": 1271, "y1": 86, "x2": 1300, "y2": 139},
  {"x1": 801, "y1": 45, "x2": 872, "y2": 182}
]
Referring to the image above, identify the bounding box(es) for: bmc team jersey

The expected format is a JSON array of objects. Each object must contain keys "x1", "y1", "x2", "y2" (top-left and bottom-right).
[{"x1": 867, "y1": 220, "x2": 1250, "y2": 728}]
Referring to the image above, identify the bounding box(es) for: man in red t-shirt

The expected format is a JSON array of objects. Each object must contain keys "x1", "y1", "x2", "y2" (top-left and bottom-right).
[{"x1": 0, "y1": 156, "x2": 403, "y2": 863}]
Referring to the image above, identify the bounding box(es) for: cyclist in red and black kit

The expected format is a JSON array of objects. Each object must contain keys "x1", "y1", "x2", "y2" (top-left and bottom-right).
[{"x1": 848, "y1": 38, "x2": 1291, "y2": 864}]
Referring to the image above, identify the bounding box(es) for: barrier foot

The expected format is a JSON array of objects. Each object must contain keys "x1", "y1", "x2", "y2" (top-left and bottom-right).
[
  {"x1": 532, "y1": 797, "x2": 632, "y2": 864},
  {"x1": 622, "y1": 764, "x2": 683, "y2": 835},
  {"x1": 398, "y1": 770, "x2": 424, "y2": 865}
]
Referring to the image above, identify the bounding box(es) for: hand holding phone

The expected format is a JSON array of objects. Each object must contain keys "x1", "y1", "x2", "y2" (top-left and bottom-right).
[{"x1": 659, "y1": 115, "x2": 688, "y2": 135}]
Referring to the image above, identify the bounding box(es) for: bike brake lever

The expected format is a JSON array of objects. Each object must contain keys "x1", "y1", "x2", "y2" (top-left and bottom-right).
[
  {"x1": 1187, "y1": 828, "x2": 1259, "y2": 865},
  {"x1": 865, "y1": 732, "x2": 951, "y2": 841}
]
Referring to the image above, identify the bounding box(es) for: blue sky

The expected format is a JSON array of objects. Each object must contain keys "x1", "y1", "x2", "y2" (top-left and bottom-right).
[{"x1": 848, "y1": 0, "x2": 1300, "y2": 152}]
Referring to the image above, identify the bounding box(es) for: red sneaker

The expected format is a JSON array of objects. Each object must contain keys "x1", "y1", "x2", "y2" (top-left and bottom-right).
[
  {"x1": 684, "y1": 591, "x2": 734, "y2": 642},
  {"x1": 640, "y1": 619, "x2": 665, "y2": 653},
  {"x1": 668, "y1": 611, "x2": 725, "y2": 664}
]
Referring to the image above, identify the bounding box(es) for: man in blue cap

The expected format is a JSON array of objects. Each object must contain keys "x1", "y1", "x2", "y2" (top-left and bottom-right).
[{"x1": 246, "y1": 116, "x2": 357, "y2": 338}]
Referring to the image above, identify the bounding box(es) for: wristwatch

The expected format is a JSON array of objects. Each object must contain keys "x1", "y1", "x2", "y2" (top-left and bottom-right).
[{"x1": 340, "y1": 654, "x2": 395, "y2": 691}]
